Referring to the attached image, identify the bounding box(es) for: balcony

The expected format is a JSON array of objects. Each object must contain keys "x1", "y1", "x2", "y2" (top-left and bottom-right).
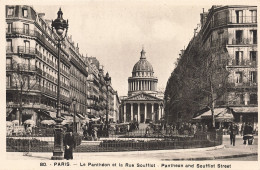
[
  {"x1": 42, "y1": 86, "x2": 56, "y2": 98},
  {"x1": 231, "y1": 38, "x2": 251, "y2": 45},
  {"x1": 35, "y1": 50, "x2": 43, "y2": 59},
  {"x1": 6, "y1": 28, "x2": 36, "y2": 37},
  {"x1": 229, "y1": 16, "x2": 257, "y2": 24},
  {"x1": 17, "y1": 46, "x2": 36, "y2": 55},
  {"x1": 6, "y1": 64, "x2": 36, "y2": 72},
  {"x1": 229, "y1": 59, "x2": 257, "y2": 67},
  {"x1": 229, "y1": 82, "x2": 257, "y2": 88}
]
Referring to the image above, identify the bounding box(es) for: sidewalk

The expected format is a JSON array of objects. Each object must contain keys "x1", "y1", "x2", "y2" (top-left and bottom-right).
[{"x1": 6, "y1": 135, "x2": 257, "y2": 161}]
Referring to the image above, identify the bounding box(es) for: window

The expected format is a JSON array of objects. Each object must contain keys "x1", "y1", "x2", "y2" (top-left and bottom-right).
[
  {"x1": 7, "y1": 23, "x2": 12, "y2": 33},
  {"x1": 6, "y1": 39, "x2": 12, "y2": 52},
  {"x1": 23, "y1": 24, "x2": 29, "y2": 35},
  {"x1": 235, "y1": 30, "x2": 243, "y2": 44},
  {"x1": 250, "y1": 51, "x2": 257, "y2": 63},
  {"x1": 250, "y1": 71, "x2": 257, "y2": 83},
  {"x1": 250, "y1": 30, "x2": 257, "y2": 44},
  {"x1": 236, "y1": 10, "x2": 243, "y2": 23},
  {"x1": 23, "y1": 8, "x2": 28, "y2": 17},
  {"x1": 7, "y1": 7, "x2": 14, "y2": 16},
  {"x1": 235, "y1": 72, "x2": 242, "y2": 83},
  {"x1": 250, "y1": 94, "x2": 257, "y2": 104},
  {"x1": 251, "y1": 10, "x2": 257, "y2": 23},
  {"x1": 6, "y1": 75, "x2": 11, "y2": 87},
  {"x1": 24, "y1": 41, "x2": 30, "y2": 53},
  {"x1": 238, "y1": 93, "x2": 244, "y2": 104},
  {"x1": 235, "y1": 51, "x2": 243, "y2": 65}
]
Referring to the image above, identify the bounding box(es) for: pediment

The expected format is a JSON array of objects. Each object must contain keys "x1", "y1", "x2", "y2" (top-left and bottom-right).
[{"x1": 125, "y1": 92, "x2": 162, "y2": 101}]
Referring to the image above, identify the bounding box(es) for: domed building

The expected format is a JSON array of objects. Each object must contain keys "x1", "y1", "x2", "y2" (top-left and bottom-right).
[{"x1": 121, "y1": 48, "x2": 163, "y2": 123}]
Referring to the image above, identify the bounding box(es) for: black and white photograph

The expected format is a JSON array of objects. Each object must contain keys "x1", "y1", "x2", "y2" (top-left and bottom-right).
[{"x1": 1, "y1": 0, "x2": 259, "y2": 169}]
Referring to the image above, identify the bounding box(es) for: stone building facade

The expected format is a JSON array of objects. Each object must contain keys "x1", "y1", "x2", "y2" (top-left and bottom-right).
[
  {"x1": 165, "y1": 5, "x2": 257, "y2": 126},
  {"x1": 5, "y1": 5, "x2": 120, "y2": 127},
  {"x1": 121, "y1": 48, "x2": 163, "y2": 123}
]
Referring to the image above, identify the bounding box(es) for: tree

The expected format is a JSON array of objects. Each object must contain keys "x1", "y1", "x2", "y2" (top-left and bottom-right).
[
  {"x1": 165, "y1": 34, "x2": 233, "y2": 128},
  {"x1": 10, "y1": 60, "x2": 39, "y2": 125}
]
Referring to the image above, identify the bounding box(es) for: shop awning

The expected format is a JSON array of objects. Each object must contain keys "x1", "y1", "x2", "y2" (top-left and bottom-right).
[
  {"x1": 49, "y1": 111, "x2": 57, "y2": 118},
  {"x1": 63, "y1": 115, "x2": 80, "y2": 123},
  {"x1": 76, "y1": 113, "x2": 85, "y2": 119},
  {"x1": 192, "y1": 107, "x2": 234, "y2": 122},
  {"x1": 230, "y1": 107, "x2": 258, "y2": 114},
  {"x1": 6, "y1": 108, "x2": 14, "y2": 117}
]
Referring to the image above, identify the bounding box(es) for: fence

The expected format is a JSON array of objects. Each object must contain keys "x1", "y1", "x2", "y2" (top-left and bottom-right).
[{"x1": 6, "y1": 129, "x2": 222, "y2": 152}]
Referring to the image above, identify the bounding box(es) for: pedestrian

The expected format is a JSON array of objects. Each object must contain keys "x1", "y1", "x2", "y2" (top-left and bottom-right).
[
  {"x1": 229, "y1": 123, "x2": 238, "y2": 146},
  {"x1": 243, "y1": 123, "x2": 253, "y2": 145},
  {"x1": 64, "y1": 129, "x2": 76, "y2": 160},
  {"x1": 26, "y1": 125, "x2": 32, "y2": 135},
  {"x1": 145, "y1": 125, "x2": 150, "y2": 136}
]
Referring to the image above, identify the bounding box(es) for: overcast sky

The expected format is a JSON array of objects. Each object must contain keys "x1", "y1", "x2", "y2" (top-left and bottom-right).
[{"x1": 33, "y1": 2, "x2": 212, "y2": 96}]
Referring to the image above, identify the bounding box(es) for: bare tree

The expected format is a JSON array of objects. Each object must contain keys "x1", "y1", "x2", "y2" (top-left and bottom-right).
[
  {"x1": 165, "y1": 35, "x2": 234, "y2": 128},
  {"x1": 11, "y1": 60, "x2": 39, "y2": 125}
]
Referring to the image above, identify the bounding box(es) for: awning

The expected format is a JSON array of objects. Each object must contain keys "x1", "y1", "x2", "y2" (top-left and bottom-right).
[
  {"x1": 6, "y1": 108, "x2": 14, "y2": 117},
  {"x1": 230, "y1": 107, "x2": 258, "y2": 114},
  {"x1": 76, "y1": 113, "x2": 85, "y2": 119},
  {"x1": 37, "y1": 110, "x2": 56, "y2": 120},
  {"x1": 49, "y1": 112, "x2": 57, "y2": 118},
  {"x1": 64, "y1": 115, "x2": 80, "y2": 122},
  {"x1": 192, "y1": 107, "x2": 234, "y2": 122}
]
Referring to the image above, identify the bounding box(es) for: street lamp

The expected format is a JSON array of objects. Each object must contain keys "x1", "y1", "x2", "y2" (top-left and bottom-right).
[
  {"x1": 51, "y1": 8, "x2": 68, "y2": 160},
  {"x1": 72, "y1": 97, "x2": 77, "y2": 133},
  {"x1": 104, "y1": 72, "x2": 111, "y2": 136}
]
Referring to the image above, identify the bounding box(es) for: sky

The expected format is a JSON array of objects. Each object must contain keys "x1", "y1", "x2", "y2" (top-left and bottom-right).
[{"x1": 33, "y1": 2, "x2": 211, "y2": 96}]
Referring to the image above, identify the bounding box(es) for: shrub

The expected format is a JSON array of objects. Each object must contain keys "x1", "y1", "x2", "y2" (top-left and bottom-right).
[{"x1": 73, "y1": 133, "x2": 83, "y2": 146}]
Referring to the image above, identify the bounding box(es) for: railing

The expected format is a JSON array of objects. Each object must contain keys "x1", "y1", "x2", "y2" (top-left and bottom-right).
[
  {"x1": 231, "y1": 38, "x2": 252, "y2": 45},
  {"x1": 17, "y1": 46, "x2": 36, "y2": 55},
  {"x1": 6, "y1": 130, "x2": 223, "y2": 152},
  {"x1": 229, "y1": 82, "x2": 257, "y2": 87},
  {"x1": 211, "y1": 16, "x2": 257, "y2": 28},
  {"x1": 6, "y1": 28, "x2": 36, "y2": 37},
  {"x1": 6, "y1": 64, "x2": 36, "y2": 72},
  {"x1": 36, "y1": 68, "x2": 42, "y2": 75},
  {"x1": 35, "y1": 50, "x2": 43, "y2": 59},
  {"x1": 42, "y1": 87, "x2": 56, "y2": 97},
  {"x1": 229, "y1": 59, "x2": 257, "y2": 67},
  {"x1": 228, "y1": 16, "x2": 257, "y2": 24}
]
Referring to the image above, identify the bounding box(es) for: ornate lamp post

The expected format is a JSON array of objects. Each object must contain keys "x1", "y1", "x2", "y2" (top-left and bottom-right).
[
  {"x1": 51, "y1": 8, "x2": 68, "y2": 160},
  {"x1": 72, "y1": 97, "x2": 77, "y2": 133},
  {"x1": 104, "y1": 72, "x2": 111, "y2": 136}
]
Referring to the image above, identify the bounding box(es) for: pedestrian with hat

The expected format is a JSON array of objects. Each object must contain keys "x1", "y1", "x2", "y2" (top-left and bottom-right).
[{"x1": 64, "y1": 129, "x2": 76, "y2": 160}]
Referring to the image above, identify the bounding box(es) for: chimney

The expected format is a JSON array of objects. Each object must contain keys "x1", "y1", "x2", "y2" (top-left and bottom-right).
[{"x1": 38, "y1": 13, "x2": 45, "y2": 18}]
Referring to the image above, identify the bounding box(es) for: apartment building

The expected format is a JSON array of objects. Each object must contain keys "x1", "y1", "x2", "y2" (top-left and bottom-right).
[
  {"x1": 6, "y1": 5, "x2": 120, "y2": 126},
  {"x1": 165, "y1": 5, "x2": 257, "y2": 126}
]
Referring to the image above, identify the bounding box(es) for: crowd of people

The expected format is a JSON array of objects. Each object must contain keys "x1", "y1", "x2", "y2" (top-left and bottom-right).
[{"x1": 145, "y1": 122, "x2": 210, "y2": 136}]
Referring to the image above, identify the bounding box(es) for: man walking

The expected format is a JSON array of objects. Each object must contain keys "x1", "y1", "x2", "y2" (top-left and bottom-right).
[{"x1": 229, "y1": 123, "x2": 238, "y2": 146}]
